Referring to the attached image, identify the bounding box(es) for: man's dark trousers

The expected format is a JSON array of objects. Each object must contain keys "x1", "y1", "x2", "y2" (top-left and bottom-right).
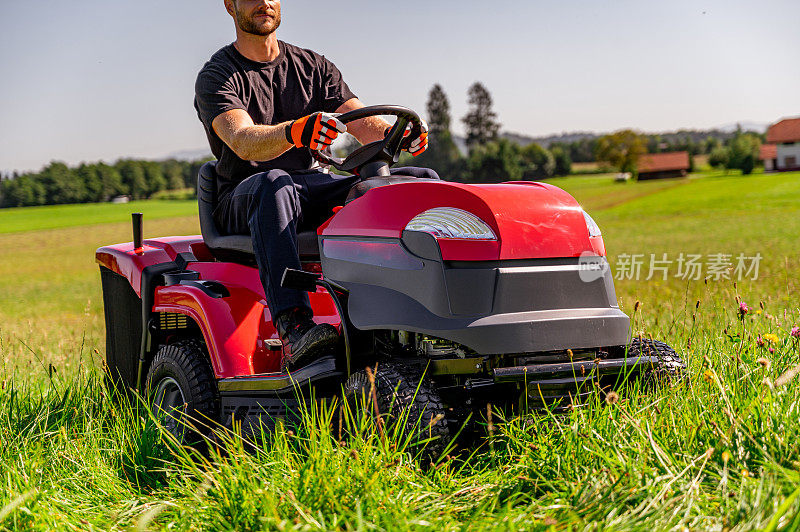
[{"x1": 213, "y1": 167, "x2": 440, "y2": 317}]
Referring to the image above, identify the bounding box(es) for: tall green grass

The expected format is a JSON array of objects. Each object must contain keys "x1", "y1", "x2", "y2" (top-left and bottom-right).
[{"x1": 2, "y1": 321, "x2": 800, "y2": 529}]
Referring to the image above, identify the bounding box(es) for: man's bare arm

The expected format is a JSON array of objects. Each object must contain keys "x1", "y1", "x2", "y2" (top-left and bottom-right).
[
  {"x1": 335, "y1": 98, "x2": 391, "y2": 145},
  {"x1": 212, "y1": 109, "x2": 293, "y2": 162}
]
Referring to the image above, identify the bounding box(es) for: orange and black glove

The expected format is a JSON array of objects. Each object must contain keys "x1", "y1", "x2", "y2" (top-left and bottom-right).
[
  {"x1": 405, "y1": 120, "x2": 429, "y2": 156},
  {"x1": 386, "y1": 120, "x2": 429, "y2": 157},
  {"x1": 285, "y1": 112, "x2": 347, "y2": 151}
]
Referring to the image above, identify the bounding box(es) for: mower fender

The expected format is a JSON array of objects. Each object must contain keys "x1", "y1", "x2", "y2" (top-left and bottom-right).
[
  {"x1": 153, "y1": 278, "x2": 342, "y2": 379},
  {"x1": 153, "y1": 283, "x2": 280, "y2": 378}
]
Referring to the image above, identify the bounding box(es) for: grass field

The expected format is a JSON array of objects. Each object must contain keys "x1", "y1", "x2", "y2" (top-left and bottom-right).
[
  {"x1": 0, "y1": 199, "x2": 198, "y2": 234},
  {"x1": 1, "y1": 171, "x2": 800, "y2": 529}
]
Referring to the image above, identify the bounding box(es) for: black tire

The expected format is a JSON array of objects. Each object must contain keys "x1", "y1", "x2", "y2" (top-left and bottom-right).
[
  {"x1": 628, "y1": 337, "x2": 687, "y2": 384},
  {"x1": 145, "y1": 339, "x2": 219, "y2": 443},
  {"x1": 341, "y1": 362, "x2": 451, "y2": 459}
]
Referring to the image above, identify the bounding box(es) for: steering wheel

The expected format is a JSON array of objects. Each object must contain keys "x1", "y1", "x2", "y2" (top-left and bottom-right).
[{"x1": 310, "y1": 105, "x2": 424, "y2": 177}]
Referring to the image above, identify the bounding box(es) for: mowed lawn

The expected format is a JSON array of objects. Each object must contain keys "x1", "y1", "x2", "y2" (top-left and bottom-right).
[{"x1": 0, "y1": 171, "x2": 799, "y2": 529}]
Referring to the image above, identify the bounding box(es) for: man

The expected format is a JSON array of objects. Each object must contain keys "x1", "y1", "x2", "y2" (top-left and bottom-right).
[{"x1": 195, "y1": 0, "x2": 438, "y2": 370}]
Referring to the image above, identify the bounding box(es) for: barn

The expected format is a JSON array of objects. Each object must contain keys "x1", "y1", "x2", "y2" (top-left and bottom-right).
[
  {"x1": 765, "y1": 117, "x2": 800, "y2": 171},
  {"x1": 759, "y1": 144, "x2": 778, "y2": 172},
  {"x1": 636, "y1": 151, "x2": 690, "y2": 180}
]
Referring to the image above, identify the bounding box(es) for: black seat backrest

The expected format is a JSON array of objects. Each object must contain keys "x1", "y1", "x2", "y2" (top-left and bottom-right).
[
  {"x1": 198, "y1": 161, "x2": 257, "y2": 263},
  {"x1": 197, "y1": 162, "x2": 320, "y2": 262}
]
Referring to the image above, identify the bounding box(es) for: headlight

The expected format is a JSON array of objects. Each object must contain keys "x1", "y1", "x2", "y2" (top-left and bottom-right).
[
  {"x1": 583, "y1": 210, "x2": 602, "y2": 238},
  {"x1": 405, "y1": 208, "x2": 496, "y2": 240}
]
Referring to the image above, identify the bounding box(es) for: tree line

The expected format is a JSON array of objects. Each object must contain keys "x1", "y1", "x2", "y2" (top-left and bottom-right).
[
  {"x1": 592, "y1": 125, "x2": 764, "y2": 177},
  {"x1": 406, "y1": 82, "x2": 766, "y2": 182},
  {"x1": 552, "y1": 127, "x2": 762, "y2": 165},
  {"x1": 411, "y1": 83, "x2": 572, "y2": 183},
  {"x1": 0, "y1": 158, "x2": 210, "y2": 208}
]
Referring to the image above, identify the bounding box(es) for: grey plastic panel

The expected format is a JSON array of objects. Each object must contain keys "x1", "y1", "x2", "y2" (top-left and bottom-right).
[
  {"x1": 492, "y1": 263, "x2": 614, "y2": 313},
  {"x1": 343, "y1": 282, "x2": 630, "y2": 354},
  {"x1": 321, "y1": 237, "x2": 630, "y2": 354},
  {"x1": 444, "y1": 268, "x2": 496, "y2": 315}
]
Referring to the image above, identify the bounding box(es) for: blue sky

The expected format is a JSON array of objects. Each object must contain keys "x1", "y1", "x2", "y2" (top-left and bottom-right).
[{"x1": 0, "y1": 0, "x2": 798, "y2": 173}]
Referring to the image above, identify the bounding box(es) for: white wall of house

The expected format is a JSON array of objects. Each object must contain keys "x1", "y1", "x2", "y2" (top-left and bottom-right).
[{"x1": 777, "y1": 142, "x2": 800, "y2": 169}]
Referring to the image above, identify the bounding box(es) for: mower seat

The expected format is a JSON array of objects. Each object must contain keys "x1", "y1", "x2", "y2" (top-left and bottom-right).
[{"x1": 197, "y1": 162, "x2": 320, "y2": 263}]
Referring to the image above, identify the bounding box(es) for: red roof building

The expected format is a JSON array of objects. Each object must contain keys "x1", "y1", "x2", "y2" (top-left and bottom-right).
[
  {"x1": 766, "y1": 118, "x2": 800, "y2": 144},
  {"x1": 637, "y1": 151, "x2": 690, "y2": 180},
  {"x1": 765, "y1": 117, "x2": 800, "y2": 171},
  {"x1": 760, "y1": 144, "x2": 778, "y2": 172},
  {"x1": 759, "y1": 144, "x2": 777, "y2": 160}
]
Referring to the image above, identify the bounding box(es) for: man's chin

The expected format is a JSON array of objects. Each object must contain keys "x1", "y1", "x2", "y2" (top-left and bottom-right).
[{"x1": 239, "y1": 17, "x2": 280, "y2": 36}]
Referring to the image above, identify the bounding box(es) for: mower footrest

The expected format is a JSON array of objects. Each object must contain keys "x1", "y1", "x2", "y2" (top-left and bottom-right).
[{"x1": 493, "y1": 355, "x2": 659, "y2": 383}]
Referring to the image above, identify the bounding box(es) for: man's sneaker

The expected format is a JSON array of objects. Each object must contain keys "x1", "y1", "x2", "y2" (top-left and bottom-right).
[{"x1": 275, "y1": 308, "x2": 339, "y2": 371}]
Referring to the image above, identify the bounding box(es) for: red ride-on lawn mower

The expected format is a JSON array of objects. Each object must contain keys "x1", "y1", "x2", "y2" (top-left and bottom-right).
[{"x1": 97, "y1": 106, "x2": 684, "y2": 451}]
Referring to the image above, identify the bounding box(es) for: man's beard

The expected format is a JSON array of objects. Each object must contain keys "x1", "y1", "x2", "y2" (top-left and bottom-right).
[{"x1": 235, "y1": 5, "x2": 281, "y2": 36}]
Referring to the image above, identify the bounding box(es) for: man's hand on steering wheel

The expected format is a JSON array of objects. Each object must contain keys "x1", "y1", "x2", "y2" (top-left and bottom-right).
[
  {"x1": 285, "y1": 112, "x2": 347, "y2": 151},
  {"x1": 386, "y1": 120, "x2": 429, "y2": 157},
  {"x1": 403, "y1": 119, "x2": 429, "y2": 156}
]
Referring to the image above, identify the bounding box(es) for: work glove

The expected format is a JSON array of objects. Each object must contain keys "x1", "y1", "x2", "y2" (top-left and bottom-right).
[
  {"x1": 285, "y1": 112, "x2": 347, "y2": 151},
  {"x1": 400, "y1": 120, "x2": 429, "y2": 157}
]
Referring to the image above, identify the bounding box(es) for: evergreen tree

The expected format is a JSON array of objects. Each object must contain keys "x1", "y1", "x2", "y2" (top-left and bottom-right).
[
  {"x1": 415, "y1": 84, "x2": 463, "y2": 179},
  {"x1": 462, "y1": 82, "x2": 500, "y2": 149},
  {"x1": 427, "y1": 84, "x2": 451, "y2": 136}
]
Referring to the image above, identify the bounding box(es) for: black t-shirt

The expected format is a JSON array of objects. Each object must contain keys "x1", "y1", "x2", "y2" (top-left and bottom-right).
[{"x1": 194, "y1": 41, "x2": 357, "y2": 197}]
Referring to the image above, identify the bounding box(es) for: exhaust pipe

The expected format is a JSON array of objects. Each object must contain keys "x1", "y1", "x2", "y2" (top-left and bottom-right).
[{"x1": 132, "y1": 212, "x2": 143, "y2": 252}]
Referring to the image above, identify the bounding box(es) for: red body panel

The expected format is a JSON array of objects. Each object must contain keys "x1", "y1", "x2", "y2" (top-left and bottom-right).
[
  {"x1": 320, "y1": 181, "x2": 605, "y2": 260},
  {"x1": 97, "y1": 179, "x2": 603, "y2": 379},
  {"x1": 96, "y1": 236, "x2": 213, "y2": 296},
  {"x1": 96, "y1": 238, "x2": 340, "y2": 379}
]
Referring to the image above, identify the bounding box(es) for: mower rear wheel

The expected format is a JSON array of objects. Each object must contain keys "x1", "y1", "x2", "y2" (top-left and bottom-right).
[
  {"x1": 341, "y1": 362, "x2": 451, "y2": 459},
  {"x1": 145, "y1": 339, "x2": 219, "y2": 443},
  {"x1": 628, "y1": 337, "x2": 687, "y2": 384}
]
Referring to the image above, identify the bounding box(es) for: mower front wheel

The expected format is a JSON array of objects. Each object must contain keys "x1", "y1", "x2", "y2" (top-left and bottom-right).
[
  {"x1": 628, "y1": 337, "x2": 687, "y2": 384},
  {"x1": 340, "y1": 363, "x2": 451, "y2": 460},
  {"x1": 145, "y1": 339, "x2": 219, "y2": 443}
]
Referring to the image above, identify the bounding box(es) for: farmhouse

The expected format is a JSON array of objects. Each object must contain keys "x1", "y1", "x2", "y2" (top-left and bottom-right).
[
  {"x1": 636, "y1": 151, "x2": 690, "y2": 180},
  {"x1": 765, "y1": 117, "x2": 800, "y2": 171},
  {"x1": 759, "y1": 144, "x2": 778, "y2": 172}
]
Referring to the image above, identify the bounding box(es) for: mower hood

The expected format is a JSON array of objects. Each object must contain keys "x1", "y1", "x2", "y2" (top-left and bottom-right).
[{"x1": 319, "y1": 180, "x2": 604, "y2": 261}]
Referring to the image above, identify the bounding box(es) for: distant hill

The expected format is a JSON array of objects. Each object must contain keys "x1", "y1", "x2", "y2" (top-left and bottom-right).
[
  {"x1": 716, "y1": 121, "x2": 769, "y2": 134},
  {"x1": 502, "y1": 131, "x2": 598, "y2": 148},
  {"x1": 501, "y1": 122, "x2": 768, "y2": 149},
  {"x1": 164, "y1": 148, "x2": 213, "y2": 161}
]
